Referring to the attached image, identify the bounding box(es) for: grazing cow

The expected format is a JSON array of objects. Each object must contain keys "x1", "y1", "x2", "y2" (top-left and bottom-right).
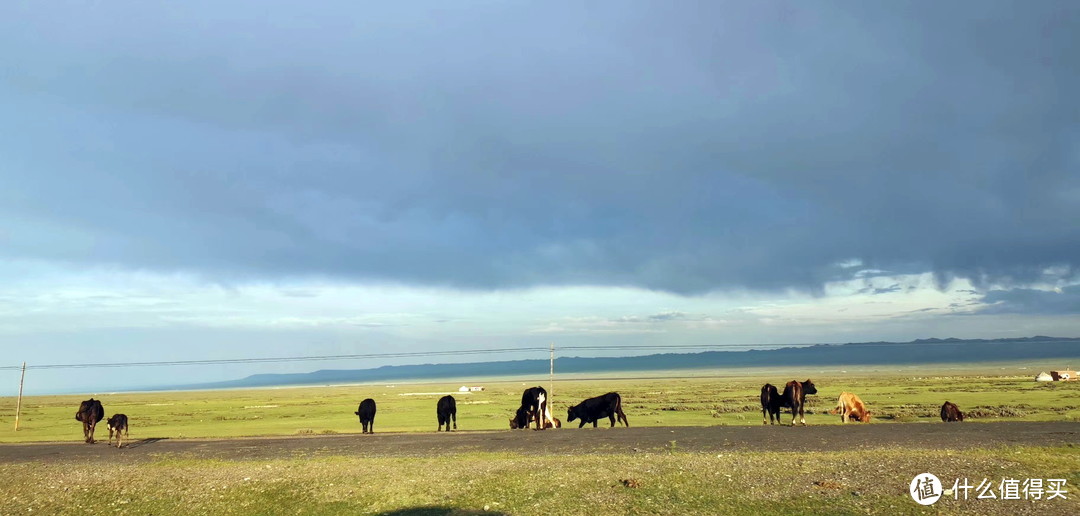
[
  {"x1": 760, "y1": 380, "x2": 817, "y2": 426},
  {"x1": 75, "y1": 398, "x2": 105, "y2": 443},
  {"x1": 437, "y1": 395, "x2": 457, "y2": 432},
  {"x1": 829, "y1": 392, "x2": 872, "y2": 423},
  {"x1": 509, "y1": 386, "x2": 552, "y2": 430},
  {"x1": 567, "y1": 392, "x2": 629, "y2": 428},
  {"x1": 106, "y1": 414, "x2": 129, "y2": 448},
  {"x1": 940, "y1": 401, "x2": 964, "y2": 422},
  {"x1": 354, "y1": 398, "x2": 377, "y2": 434}
]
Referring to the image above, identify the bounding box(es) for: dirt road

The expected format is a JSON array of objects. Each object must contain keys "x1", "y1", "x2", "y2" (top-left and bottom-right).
[{"x1": 1, "y1": 421, "x2": 1076, "y2": 464}]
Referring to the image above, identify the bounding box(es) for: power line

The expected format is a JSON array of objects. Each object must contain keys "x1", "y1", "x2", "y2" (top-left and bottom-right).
[{"x1": 0, "y1": 342, "x2": 812, "y2": 371}]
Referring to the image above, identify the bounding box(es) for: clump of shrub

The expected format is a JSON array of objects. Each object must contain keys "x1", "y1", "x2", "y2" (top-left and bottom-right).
[{"x1": 965, "y1": 405, "x2": 1028, "y2": 418}]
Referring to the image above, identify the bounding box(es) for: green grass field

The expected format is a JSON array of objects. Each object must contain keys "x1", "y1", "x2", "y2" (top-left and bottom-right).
[
  {"x1": 1, "y1": 361, "x2": 1079, "y2": 514},
  {"x1": 0, "y1": 360, "x2": 1077, "y2": 443},
  {"x1": 1, "y1": 446, "x2": 1077, "y2": 515}
]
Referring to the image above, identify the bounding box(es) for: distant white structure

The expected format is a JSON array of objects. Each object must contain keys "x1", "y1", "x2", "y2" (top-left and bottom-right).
[
  {"x1": 459, "y1": 386, "x2": 470, "y2": 392},
  {"x1": 459, "y1": 386, "x2": 485, "y2": 392},
  {"x1": 1035, "y1": 372, "x2": 1053, "y2": 382}
]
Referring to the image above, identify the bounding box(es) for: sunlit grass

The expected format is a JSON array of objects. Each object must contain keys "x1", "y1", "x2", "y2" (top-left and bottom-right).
[{"x1": 0, "y1": 360, "x2": 1076, "y2": 443}]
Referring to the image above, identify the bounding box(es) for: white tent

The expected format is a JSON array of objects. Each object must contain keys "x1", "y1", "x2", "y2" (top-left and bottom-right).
[{"x1": 1035, "y1": 372, "x2": 1053, "y2": 382}]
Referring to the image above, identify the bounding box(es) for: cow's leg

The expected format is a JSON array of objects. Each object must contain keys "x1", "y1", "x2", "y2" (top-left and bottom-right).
[
  {"x1": 89, "y1": 420, "x2": 97, "y2": 443},
  {"x1": 83, "y1": 421, "x2": 90, "y2": 443},
  {"x1": 452, "y1": 411, "x2": 457, "y2": 430},
  {"x1": 619, "y1": 410, "x2": 629, "y2": 427},
  {"x1": 108, "y1": 426, "x2": 114, "y2": 446},
  {"x1": 790, "y1": 404, "x2": 798, "y2": 427},
  {"x1": 799, "y1": 403, "x2": 807, "y2": 426},
  {"x1": 762, "y1": 407, "x2": 768, "y2": 425}
]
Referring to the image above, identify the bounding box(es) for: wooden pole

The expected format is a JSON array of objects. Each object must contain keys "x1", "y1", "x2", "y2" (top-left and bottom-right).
[
  {"x1": 14, "y1": 362, "x2": 26, "y2": 431},
  {"x1": 549, "y1": 343, "x2": 554, "y2": 405}
]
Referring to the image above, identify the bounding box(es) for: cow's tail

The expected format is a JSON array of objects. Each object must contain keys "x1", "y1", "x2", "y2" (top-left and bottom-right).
[
  {"x1": 828, "y1": 398, "x2": 842, "y2": 415},
  {"x1": 613, "y1": 395, "x2": 629, "y2": 427}
]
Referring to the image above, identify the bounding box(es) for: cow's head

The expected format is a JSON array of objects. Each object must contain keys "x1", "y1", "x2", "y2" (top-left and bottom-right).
[
  {"x1": 862, "y1": 411, "x2": 872, "y2": 423},
  {"x1": 566, "y1": 406, "x2": 577, "y2": 423},
  {"x1": 801, "y1": 379, "x2": 817, "y2": 395}
]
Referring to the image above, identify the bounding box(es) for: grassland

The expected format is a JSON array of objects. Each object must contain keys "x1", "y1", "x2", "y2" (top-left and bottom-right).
[
  {"x1": 1, "y1": 361, "x2": 1079, "y2": 514},
  {"x1": 0, "y1": 361, "x2": 1077, "y2": 443},
  {"x1": 1, "y1": 445, "x2": 1077, "y2": 515}
]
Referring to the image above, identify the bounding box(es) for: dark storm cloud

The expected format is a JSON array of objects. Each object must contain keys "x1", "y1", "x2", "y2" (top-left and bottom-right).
[
  {"x1": 978, "y1": 286, "x2": 1080, "y2": 315},
  {"x1": 1, "y1": 1, "x2": 1077, "y2": 293}
]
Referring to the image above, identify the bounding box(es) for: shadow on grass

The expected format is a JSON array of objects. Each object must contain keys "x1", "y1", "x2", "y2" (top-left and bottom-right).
[{"x1": 375, "y1": 507, "x2": 508, "y2": 516}]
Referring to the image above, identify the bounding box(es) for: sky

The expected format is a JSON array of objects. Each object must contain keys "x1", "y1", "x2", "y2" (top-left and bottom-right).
[{"x1": 1, "y1": 1, "x2": 1078, "y2": 394}]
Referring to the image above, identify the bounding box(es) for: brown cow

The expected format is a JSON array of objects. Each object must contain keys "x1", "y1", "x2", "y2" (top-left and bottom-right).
[
  {"x1": 940, "y1": 401, "x2": 964, "y2": 422},
  {"x1": 762, "y1": 380, "x2": 817, "y2": 426},
  {"x1": 829, "y1": 392, "x2": 872, "y2": 423}
]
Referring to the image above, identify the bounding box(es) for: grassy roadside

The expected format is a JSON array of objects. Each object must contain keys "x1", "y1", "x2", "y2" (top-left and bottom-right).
[
  {"x1": 1, "y1": 364, "x2": 1077, "y2": 443},
  {"x1": 0, "y1": 445, "x2": 1076, "y2": 515}
]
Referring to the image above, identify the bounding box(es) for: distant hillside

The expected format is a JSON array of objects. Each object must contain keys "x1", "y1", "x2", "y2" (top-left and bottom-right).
[{"x1": 169, "y1": 336, "x2": 1080, "y2": 391}]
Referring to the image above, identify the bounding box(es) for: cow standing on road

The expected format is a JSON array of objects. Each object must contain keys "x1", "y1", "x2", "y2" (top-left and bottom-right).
[
  {"x1": 355, "y1": 398, "x2": 377, "y2": 434},
  {"x1": 107, "y1": 414, "x2": 129, "y2": 448},
  {"x1": 75, "y1": 399, "x2": 105, "y2": 444},
  {"x1": 437, "y1": 395, "x2": 457, "y2": 432},
  {"x1": 567, "y1": 392, "x2": 629, "y2": 428}
]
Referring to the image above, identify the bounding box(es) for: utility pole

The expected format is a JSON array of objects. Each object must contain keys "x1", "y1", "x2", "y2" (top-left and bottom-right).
[
  {"x1": 14, "y1": 362, "x2": 26, "y2": 431},
  {"x1": 549, "y1": 343, "x2": 554, "y2": 405}
]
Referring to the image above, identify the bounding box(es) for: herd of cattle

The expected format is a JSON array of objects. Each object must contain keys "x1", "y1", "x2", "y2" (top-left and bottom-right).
[{"x1": 71, "y1": 380, "x2": 968, "y2": 447}]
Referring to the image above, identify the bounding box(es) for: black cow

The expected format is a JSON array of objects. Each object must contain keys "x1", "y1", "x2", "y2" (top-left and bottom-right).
[
  {"x1": 354, "y1": 398, "x2": 377, "y2": 434},
  {"x1": 509, "y1": 386, "x2": 551, "y2": 430},
  {"x1": 75, "y1": 398, "x2": 105, "y2": 443},
  {"x1": 760, "y1": 384, "x2": 782, "y2": 425},
  {"x1": 437, "y1": 395, "x2": 457, "y2": 432},
  {"x1": 106, "y1": 414, "x2": 129, "y2": 448},
  {"x1": 760, "y1": 380, "x2": 817, "y2": 426},
  {"x1": 940, "y1": 401, "x2": 964, "y2": 422},
  {"x1": 567, "y1": 392, "x2": 629, "y2": 428}
]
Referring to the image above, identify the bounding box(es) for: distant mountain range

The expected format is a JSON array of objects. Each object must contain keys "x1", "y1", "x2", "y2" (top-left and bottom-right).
[{"x1": 172, "y1": 336, "x2": 1080, "y2": 391}]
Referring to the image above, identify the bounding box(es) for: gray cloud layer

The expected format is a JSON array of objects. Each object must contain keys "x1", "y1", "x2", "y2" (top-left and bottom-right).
[
  {"x1": 1, "y1": 2, "x2": 1077, "y2": 293},
  {"x1": 979, "y1": 286, "x2": 1080, "y2": 315}
]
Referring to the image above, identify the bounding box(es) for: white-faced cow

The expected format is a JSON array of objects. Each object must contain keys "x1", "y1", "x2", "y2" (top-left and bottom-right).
[
  {"x1": 355, "y1": 398, "x2": 377, "y2": 434},
  {"x1": 106, "y1": 414, "x2": 129, "y2": 448},
  {"x1": 75, "y1": 398, "x2": 105, "y2": 443},
  {"x1": 567, "y1": 392, "x2": 629, "y2": 428},
  {"x1": 760, "y1": 380, "x2": 817, "y2": 426},
  {"x1": 437, "y1": 395, "x2": 457, "y2": 432},
  {"x1": 509, "y1": 386, "x2": 552, "y2": 430}
]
